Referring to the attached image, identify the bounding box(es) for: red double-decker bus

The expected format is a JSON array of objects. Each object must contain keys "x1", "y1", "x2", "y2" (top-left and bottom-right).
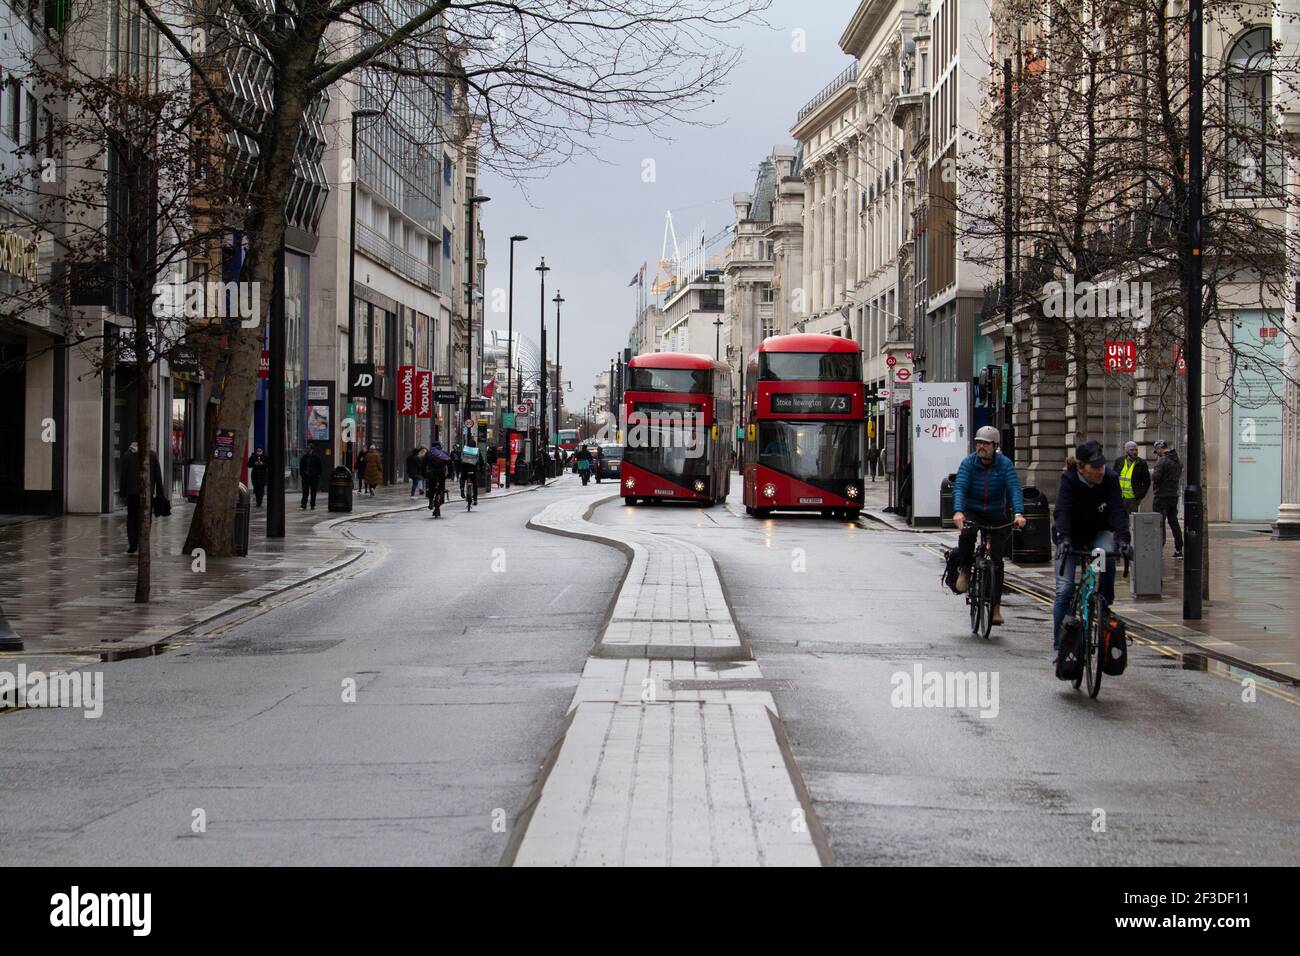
[
  {"x1": 743, "y1": 333, "x2": 865, "y2": 518},
  {"x1": 620, "y1": 352, "x2": 733, "y2": 506}
]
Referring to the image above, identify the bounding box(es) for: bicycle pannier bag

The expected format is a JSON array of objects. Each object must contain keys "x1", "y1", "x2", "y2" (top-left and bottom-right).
[
  {"x1": 942, "y1": 548, "x2": 962, "y2": 594},
  {"x1": 1101, "y1": 615, "x2": 1128, "y2": 676},
  {"x1": 1055, "y1": 616, "x2": 1085, "y2": 681}
]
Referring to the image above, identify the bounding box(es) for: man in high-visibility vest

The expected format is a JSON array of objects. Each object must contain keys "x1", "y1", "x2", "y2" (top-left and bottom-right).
[{"x1": 1112, "y1": 440, "x2": 1151, "y2": 520}]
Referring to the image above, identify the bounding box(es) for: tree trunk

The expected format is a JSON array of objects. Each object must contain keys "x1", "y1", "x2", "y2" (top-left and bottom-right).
[
  {"x1": 1072, "y1": 329, "x2": 1089, "y2": 446},
  {"x1": 183, "y1": 50, "x2": 314, "y2": 556}
]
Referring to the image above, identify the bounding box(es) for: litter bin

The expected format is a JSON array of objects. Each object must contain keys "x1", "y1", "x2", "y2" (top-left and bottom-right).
[
  {"x1": 939, "y1": 473, "x2": 957, "y2": 528},
  {"x1": 328, "y1": 466, "x2": 354, "y2": 513},
  {"x1": 232, "y1": 483, "x2": 251, "y2": 557},
  {"x1": 1013, "y1": 486, "x2": 1051, "y2": 563}
]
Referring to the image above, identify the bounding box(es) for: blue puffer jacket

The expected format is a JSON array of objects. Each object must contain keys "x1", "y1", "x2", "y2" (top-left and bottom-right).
[{"x1": 953, "y1": 451, "x2": 1024, "y2": 516}]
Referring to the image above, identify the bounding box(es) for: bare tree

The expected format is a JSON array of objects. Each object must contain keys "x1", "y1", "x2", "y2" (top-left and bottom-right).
[
  {"x1": 0, "y1": 10, "x2": 245, "y2": 600},
  {"x1": 122, "y1": 0, "x2": 771, "y2": 555}
]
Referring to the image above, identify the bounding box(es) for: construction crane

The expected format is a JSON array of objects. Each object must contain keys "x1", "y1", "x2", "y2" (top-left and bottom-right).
[{"x1": 649, "y1": 211, "x2": 735, "y2": 295}]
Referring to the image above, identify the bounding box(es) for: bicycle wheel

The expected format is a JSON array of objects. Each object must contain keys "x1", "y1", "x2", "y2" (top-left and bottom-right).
[
  {"x1": 969, "y1": 561, "x2": 984, "y2": 636},
  {"x1": 979, "y1": 584, "x2": 995, "y2": 641},
  {"x1": 1086, "y1": 592, "x2": 1106, "y2": 699},
  {"x1": 1072, "y1": 596, "x2": 1085, "y2": 690}
]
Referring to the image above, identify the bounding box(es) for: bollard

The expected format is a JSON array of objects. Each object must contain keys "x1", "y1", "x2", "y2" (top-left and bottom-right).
[{"x1": 1130, "y1": 511, "x2": 1163, "y2": 598}]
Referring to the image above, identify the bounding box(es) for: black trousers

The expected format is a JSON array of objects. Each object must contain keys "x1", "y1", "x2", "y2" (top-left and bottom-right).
[
  {"x1": 301, "y1": 478, "x2": 319, "y2": 509},
  {"x1": 955, "y1": 511, "x2": 1010, "y2": 606},
  {"x1": 1154, "y1": 496, "x2": 1183, "y2": 551},
  {"x1": 126, "y1": 495, "x2": 142, "y2": 551},
  {"x1": 252, "y1": 479, "x2": 266, "y2": 506}
]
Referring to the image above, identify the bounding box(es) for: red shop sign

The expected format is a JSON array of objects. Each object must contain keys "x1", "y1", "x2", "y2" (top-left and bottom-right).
[
  {"x1": 415, "y1": 370, "x2": 433, "y2": 419},
  {"x1": 397, "y1": 365, "x2": 416, "y2": 416},
  {"x1": 1104, "y1": 340, "x2": 1136, "y2": 373}
]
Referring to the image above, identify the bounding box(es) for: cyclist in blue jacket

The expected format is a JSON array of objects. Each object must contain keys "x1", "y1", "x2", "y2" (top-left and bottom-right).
[{"x1": 952, "y1": 425, "x2": 1026, "y2": 626}]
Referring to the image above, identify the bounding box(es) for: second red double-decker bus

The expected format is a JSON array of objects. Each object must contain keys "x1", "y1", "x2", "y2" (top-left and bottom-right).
[
  {"x1": 620, "y1": 352, "x2": 733, "y2": 506},
  {"x1": 743, "y1": 333, "x2": 865, "y2": 518}
]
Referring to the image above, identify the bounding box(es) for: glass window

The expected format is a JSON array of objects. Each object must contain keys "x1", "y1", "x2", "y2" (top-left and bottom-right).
[
  {"x1": 1226, "y1": 27, "x2": 1279, "y2": 196},
  {"x1": 758, "y1": 421, "x2": 862, "y2": 481},
  {"x1": 625, "y1": 403, "x2": 707, "y2": 479},
  {"x1": 760, "y1": 351, "x2": 861, "y2": 381},
  {"x1": 627, "y1": 366, "x2": 711, "y2": 393}
]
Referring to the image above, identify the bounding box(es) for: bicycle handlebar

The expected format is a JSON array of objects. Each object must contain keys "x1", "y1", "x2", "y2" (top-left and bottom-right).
[{"x1": 1056, "y1": 547, "x2": 1132, "y2": 579}]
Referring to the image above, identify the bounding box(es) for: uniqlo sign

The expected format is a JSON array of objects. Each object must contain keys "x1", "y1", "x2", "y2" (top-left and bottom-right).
[
  {"x1": 415, "y1": 370, "x2": 433, "y2": 419},
  {"x1": 1104, "y1": 340, "x2": 1136, "y2": 373},
  {"x1": 398, "y1": 365, "x2": 416, "y2": 416},
  {"x1": 1173, "y1": 343, "x2": 1187, "y2": 375}
]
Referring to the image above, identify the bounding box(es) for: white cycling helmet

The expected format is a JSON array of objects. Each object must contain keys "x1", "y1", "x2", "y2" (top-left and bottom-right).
[{"x1": 974, "y1": 425, "x2": 1000, "y2": 444}]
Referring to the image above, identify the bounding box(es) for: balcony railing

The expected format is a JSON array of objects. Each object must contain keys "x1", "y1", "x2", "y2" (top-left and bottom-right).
[
  {"x1": 797, "y1": 63, "x2": 858, "y2": 123},
  {"x1": 355, "y1": 220, "x2": 440, "y2": 292}
]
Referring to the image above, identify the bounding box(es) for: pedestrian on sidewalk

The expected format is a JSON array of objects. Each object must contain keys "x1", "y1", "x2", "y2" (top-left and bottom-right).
[
  {"x1": 1113, "y1": 440, "x2": 1151, "y2": 521},
  {"x1": 354, "y1": 448, "x2": 367, "y2": 491},
  {"x1": 407, "y1": 446, "x2": 426, "y2": 497},
  {"x1": 1151, "y1": 439, "x2": 1184, "y2": 558},
  {"x1": 120, "y1": 441, "x2": 164, "y2": 554},
  {"x1": 247, "y1": 446, "x2": 269, "y2": 507},
  {"x1": 299, "y1": 446, "x2": 323, "y2": 509},
  {"x1": 363, "y1": 444, "x2": 383, "y2": 496},
  {"x1": 867, "y1": 444, "x2": 880, "y2": 482}
]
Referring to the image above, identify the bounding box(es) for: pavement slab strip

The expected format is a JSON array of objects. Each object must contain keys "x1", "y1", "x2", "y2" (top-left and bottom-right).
[{"x1": 511, "y1": 494, "x2": 826, "y2": 866}]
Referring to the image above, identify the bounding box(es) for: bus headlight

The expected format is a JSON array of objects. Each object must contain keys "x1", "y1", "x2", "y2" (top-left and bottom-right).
[
  {"x1": 845, "y1": 485, "x2": 859, "y2": 499},
  {"x1": 624, "y1": 477, "x2": 635, "y2": 490},
  {"x1": 762, "y1": 482, "x2": 777, "y2": 499},
  {"x1": 693, "y1": 480, "x2": 706, "y2": 493}
]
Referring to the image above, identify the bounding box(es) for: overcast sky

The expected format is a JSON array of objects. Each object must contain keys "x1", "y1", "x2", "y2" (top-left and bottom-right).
[{"x1": 480, "y1": 0, "x2": 858, "y2": 411}]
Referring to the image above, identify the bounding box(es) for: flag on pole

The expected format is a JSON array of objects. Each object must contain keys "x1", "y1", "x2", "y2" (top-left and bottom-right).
[
  {"x1": 483, "y1": 377, "x2": 496, "y2": 399},
  {"x1": 628, "y1": 273, "x2": 639, "y2": 287}
]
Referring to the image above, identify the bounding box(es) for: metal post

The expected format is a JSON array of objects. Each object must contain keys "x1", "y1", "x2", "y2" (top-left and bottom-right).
[
  {"x1": 506, "y1": 235, "x2": 527, "y2": 486},
  {"x1": 267, "y1": 241, "x2": 286, "y2": 538},
  {"x1": 1184, "y1": 0, "x2": 1204, "y2": 619},
  {"x1": 464, "y1": 195, "x2": 490, "y2": 444},
  {"x1": 553, "y1": 289, "x2": 565, "y2": 449},
  {"x1": 536, "y1": 257, "x2": 550, "y2": 458},
  {"x1": 1002, "y1": 56, "x2": 1016, "y2": 464},
  {"x1": 346, "y1": 109, "x2": 382, "y2": 475}
]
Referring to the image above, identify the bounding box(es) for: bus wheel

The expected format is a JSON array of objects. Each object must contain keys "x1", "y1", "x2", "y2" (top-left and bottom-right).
[
  {"x1": 745, "y1": 505, "x2": 755, "y2": 516},
  {"x1": 755, "y1": 508, "x2": 771, "y2": 519},
  {"x1": 847, "y1": 508, "x2": 861, "y2": 521},
  {"x1": 624, "y1": 496, "x2": 636, "y2": 506}
]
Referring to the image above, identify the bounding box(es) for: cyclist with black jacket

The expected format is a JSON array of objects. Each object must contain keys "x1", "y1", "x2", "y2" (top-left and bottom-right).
[{"x1": 1051, "y1": 440, "x2": 1132, "y2": 653}]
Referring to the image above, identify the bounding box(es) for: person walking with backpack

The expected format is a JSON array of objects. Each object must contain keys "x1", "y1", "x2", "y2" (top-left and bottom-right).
[{"x1": 1150, "y1": 439, "x2": 1184, "y2": 558}]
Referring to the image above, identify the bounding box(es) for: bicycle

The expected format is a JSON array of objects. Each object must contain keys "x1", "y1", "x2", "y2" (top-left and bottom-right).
[
  {"x1": 1058, "y1": 546, "x2": 1130, "y2": 699},
  {"x1": 466, "y1": 469, "x2": 478, "y2": 511},
  {"x1": 428, "y1": 478, "x2": 446, "y2": 518},
  {"x1": 965, "y1": 521, "x2": 1014, "y2": 640}
]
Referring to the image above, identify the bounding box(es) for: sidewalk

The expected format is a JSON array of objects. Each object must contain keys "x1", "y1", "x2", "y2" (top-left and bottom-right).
[
  {"x1": 861, "y1": 484, "x2": 1300, "y2": 685},
  {"x1": 0, "y1": 477, "x2": 550, "y2": 662}
]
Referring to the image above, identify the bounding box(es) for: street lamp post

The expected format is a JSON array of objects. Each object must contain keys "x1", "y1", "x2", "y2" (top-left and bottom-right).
[
  {"x1": 505, "y1": 235, "x2": 527, "y2": 486},
  {"x1": 553, "y1": 289, "x2": 565, "y2": 450},
  {"x1": 1184, "y1": 0, "x2": 1204, "y2": 618},
  {"x1": 465, "y1": 195, "x2": 490, "y2": 447},
  {"x1": 535, "y1": 257, "x2": 550, "y2": 477},
  {"x1": 346, "y1": 108, "x2": 384, "y2": 479}
]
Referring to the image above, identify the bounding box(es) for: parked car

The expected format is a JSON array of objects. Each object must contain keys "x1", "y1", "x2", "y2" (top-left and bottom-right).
[{"x1": 595, "y1": 444, "x2": 623, "y2": 482}]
